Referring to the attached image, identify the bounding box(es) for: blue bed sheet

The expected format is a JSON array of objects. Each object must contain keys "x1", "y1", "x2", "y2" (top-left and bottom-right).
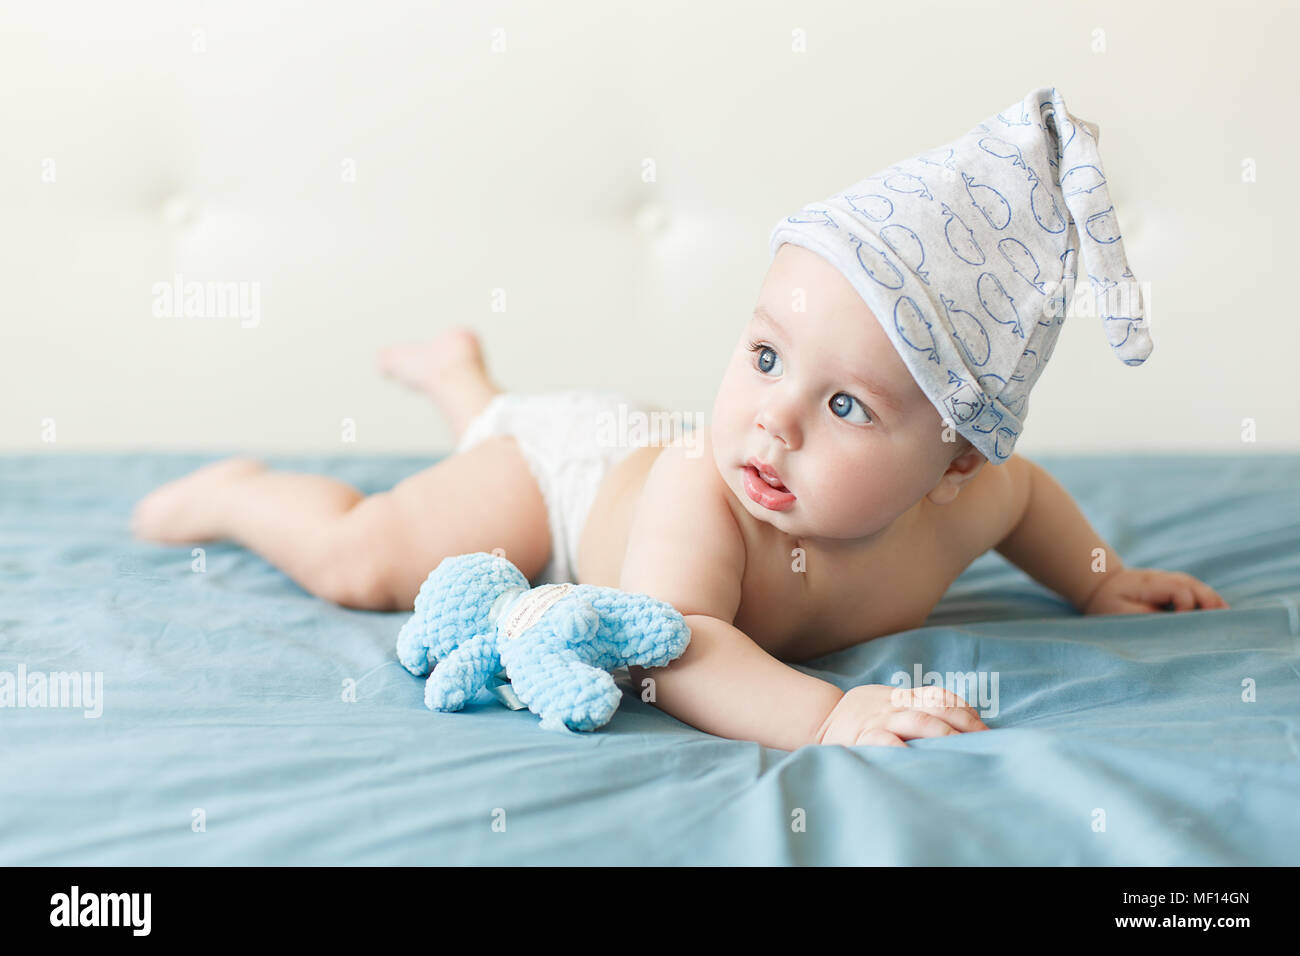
[{"x1": 1, "y1": 451, "x2": 1297, "y2": 865}]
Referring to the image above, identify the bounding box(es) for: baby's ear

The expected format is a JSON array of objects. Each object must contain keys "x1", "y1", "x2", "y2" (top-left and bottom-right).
[
  {"x1": 928, "y1": 446, "x2": 986, "y2": 505},
  {"x1": 949, "y1": 445, "x2": 986, "y2": 480}
]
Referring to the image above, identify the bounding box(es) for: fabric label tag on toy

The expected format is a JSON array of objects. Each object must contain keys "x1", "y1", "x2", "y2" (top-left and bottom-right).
[
  {"x1": 487, "y1": 677, "x2": 528, "y2": 710},
  {"x1": 501, "y1": 583, "x2": 574, "y2": 641}
]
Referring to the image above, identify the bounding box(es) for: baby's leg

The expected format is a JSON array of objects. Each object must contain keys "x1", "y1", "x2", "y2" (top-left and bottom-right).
[
  {"x1": 378, "y1": 327, "x2": 502, "y2": 443},
  {"x1": 130, "y1": 436, "x2": 550, "y2": 611}
]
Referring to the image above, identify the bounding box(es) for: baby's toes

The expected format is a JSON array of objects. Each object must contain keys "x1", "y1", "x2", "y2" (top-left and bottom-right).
[
  {"x1": 376, "y1": 343, "x2": 414, "y2": 378},
  {"x1": 130, "y1": 485, "x2": 193, "y2": 543},
  {"x1": 130, "y1": 457, "x2": 262, "y2": 543}
]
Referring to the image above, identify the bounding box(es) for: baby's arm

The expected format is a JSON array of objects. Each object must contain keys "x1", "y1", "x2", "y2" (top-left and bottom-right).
[
  {"x1": 995, "y1": 455, "x2": 1227, "y2": 612},
  {"x1": 620, "y1": 446, "x2": 986, "y2": 750},
  {"x1": 994, "y1": 455, "x2": 1121, "y2": 609},
  {"x1": 620, "y1": 446, "x2": 842, "y2": 750},
  {"x1": 631, "y1": 613, "x2": 845, "y2": 751}
]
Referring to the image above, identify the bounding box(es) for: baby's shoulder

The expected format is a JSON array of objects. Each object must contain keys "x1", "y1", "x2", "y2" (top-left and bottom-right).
[
  {"x1": 643, "y1": 438, "x2": 735, "y2": 524},
  {"x1": 641, "y1": 429, "x2": 721, "y2": 493},
  {"x1": 621, "y1": 432, "x2": 746, "y2": 619}
]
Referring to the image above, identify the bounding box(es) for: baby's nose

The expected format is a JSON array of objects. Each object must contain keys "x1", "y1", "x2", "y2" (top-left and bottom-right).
[{"x1": 756, "y1": 403, "x2": 799, "y2": 448}]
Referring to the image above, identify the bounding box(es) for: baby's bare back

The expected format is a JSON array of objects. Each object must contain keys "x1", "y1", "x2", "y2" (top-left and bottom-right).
[{"x1": 577, "y1": 426, "x2": 1023, "y2": 662}]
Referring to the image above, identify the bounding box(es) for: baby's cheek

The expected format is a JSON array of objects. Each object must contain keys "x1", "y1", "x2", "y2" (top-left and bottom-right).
[{"x1": 816, "y1": 478, "x2": 879, "y2": 532}]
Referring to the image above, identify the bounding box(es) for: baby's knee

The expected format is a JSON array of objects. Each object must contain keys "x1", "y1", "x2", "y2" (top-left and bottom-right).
[
  {"x1": 308, "y1": 498, "x2": 402, "y2": 610},
  {"x1": 314, "y1": 559, "x2": 397, "y2": 610}
]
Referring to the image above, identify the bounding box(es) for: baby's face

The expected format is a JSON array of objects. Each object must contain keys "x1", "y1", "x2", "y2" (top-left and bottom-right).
[{"x1": 711, "y1": 243, "x2": 978, "y2": 541}]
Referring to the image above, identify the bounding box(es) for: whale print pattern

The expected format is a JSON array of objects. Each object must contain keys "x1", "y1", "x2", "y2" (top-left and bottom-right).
[
  {"x1": 1026, "y1": 166, "x2": 1068, "y2": 234},
  {"x1": 880, "y1": 224, "x2": 930, "y2": 284},
  {"x1": 976, "y1": 372, "x2": 1008, "y2": 397},
  {"x1": 1088, "y1": 272, "x2": 1117, "y2": 299},
  {"x1": 852, "y1": 235, "x2": 905, "y2": 289},
  {"x1": 917, "y1": 146, "x2": 957, "y2": 172},
  {"x1": 962, "y1": 172, "x2": 1012, "y2": 230},
  {"x1": 883, "y1": 171, "x2": 933, "y2": 201},
  {"x1": 940, "y1": 293, "x2": 991, "y2": 366},
  {"x1": 978, "y1": 135, "x2": 1028, "y2": 171},
  {"x1": 984, "y1": 374, "x2": 1027, "y2": 418},
  {"x1": 941, "y1": 371, "x2": 983, "y2": 426},
  {"x1": 1009, "y1": 347, "x2": 1038, "y2": 382},
  {"x1": 945, "y1": 381, "x2": 984, "y2": 425},
  {"x1": 998, "y1": 237, "x2": 1045, "y2": 293},
  {"x1": 993, "y1": 427, "x2": 1018, "y2": 460},
  {"x1": 845, "y1": 193, "x2": 894, "y2": 222},
  {"x1": 976, "y1": 271, "x2": 1024, "y2": 338},
  {"x1": 941, "y1": 201, "x2": 986, "y2": 265},
  {"x1": 893, "y1": 294, "x2": 941, "y2": 364},
  {"x1": 972, "y1": 403, "x2": 1005, "y2": 436},
  {"x1": 1047, "y1": 246, "x2": 1078, "y2": 324},
  {"x1": 1085, "y1": 206, "x2": 1122, "y2": 244},
  {"x1": 1061, "y1": 164, "x2": 1106, "y2": 197},
  {"x1": 766, "y1": 86, "x2": 1152, "y2": 465},
  {"x1": 785, "y1": 208, "x2": 839, "y2": 229}
]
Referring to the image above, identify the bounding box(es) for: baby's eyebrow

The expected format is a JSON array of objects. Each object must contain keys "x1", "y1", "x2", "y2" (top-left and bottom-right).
[
  {"x1": 753, "y1": 306, "x2": 905, "y2": 415},
  {"x1": 752, "y1": 306, "x2": 787, "y2": 337},
  {"x1": 846, "y1": 368, "x2": 905, "y2": 414}
]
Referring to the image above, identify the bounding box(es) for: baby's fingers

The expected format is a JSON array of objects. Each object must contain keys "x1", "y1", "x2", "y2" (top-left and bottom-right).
[
  {"x1": 853, "y1": 727, "x2": 907, "y2": 748},
  {"x1": 1170, "y1": 586, "x2": 1198, "y2": 611},
  {"x1": 1139, "y1": 577, "x2": 1195, "y2": 611},
  {"x1": 894, "y1": 685, "x2": 989, "y2": 731},
  {"x1": 1145, "y1": 574, "x2": 1227, "y2": 611},
  {"x1": 1192, "y1": 580, "x2": 1230, "y2": 609},
  {"x1": 1112, "y1": 596, "x2": 1160, "y2": 614},
  {"x1": 884, "y1": 708, "x2": 968, "y2": 741}
]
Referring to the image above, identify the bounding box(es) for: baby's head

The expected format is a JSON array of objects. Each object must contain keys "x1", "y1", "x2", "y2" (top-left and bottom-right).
[
  {"x1": 711, "y1": 242, "x2": 985, "y2": 541},
  {"x1": 712, "y1": 86, "x2": 1153, "y2": 540}
]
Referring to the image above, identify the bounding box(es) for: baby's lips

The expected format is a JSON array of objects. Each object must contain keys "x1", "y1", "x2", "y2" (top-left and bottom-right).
[{"x1": 748, "y1": 457, "x2": 789, "y2": 490}]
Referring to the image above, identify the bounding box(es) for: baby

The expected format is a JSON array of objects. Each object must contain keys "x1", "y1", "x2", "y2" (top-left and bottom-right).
[{"x1": 132, "y1": 86, "x2": 1227, "y2": 751}]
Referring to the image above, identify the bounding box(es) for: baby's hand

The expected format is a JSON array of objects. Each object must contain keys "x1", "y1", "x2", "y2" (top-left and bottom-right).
[
  {"x1": 1084, "y1": 567, "x2": 1229, "y2": 615},
  {"x1": 815, "y1": 684, "x2": 990, "y2": 747}
]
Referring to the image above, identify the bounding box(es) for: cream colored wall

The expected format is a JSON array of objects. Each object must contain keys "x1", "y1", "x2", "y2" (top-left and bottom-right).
[{"x1": 3, "y1": 0, "x2": 1296, "y2": 454}]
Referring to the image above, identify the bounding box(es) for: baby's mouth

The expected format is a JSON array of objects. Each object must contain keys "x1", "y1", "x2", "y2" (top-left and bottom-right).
[
  {"x1": 741, "y1": 462, "x2": 796, "y2": 511},
  {"x1": 747, "y1": 458, "x2": 790, "y2": 491}
]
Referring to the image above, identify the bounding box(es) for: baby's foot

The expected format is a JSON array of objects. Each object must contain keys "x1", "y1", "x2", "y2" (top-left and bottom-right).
[
  {"x1": 377, "y1": 327, "x2": 502, "y2": 439},
  {"x1": 130, "y1": 457, "x2": 265, "y2": 544},
  {"x1": 377, "y1": 327, "x2": 486, "y2": 392}
]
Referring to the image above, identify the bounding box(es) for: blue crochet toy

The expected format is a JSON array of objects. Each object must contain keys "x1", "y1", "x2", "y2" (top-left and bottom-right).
[{"x1": 396, "y1": 552, "x2": 692, "y2": 732}]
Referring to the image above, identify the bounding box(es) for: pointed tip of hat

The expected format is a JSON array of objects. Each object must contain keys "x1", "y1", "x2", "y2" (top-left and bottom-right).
[{"x1": 1108, "y1": 321, "x2": 1153, "y2": 365}]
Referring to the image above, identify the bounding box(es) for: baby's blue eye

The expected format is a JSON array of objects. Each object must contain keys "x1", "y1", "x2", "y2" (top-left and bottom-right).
[
  {"x1": 750, "y1": 343, "x2": 782, "y2": 375},
  {"x1": 830, "y1": 392, "x2": 871, "y2": 424}
]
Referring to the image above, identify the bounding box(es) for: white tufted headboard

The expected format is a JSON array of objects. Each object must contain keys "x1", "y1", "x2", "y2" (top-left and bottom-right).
[{"x1": 3, "y1": 1, "x2": 1297, "y2": 454}]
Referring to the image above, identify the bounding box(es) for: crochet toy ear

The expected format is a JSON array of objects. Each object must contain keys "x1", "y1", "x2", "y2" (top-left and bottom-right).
[
  {"x1": 396, "y1": 551, "x2": 528, "y2": 677},
  {"x1": 513, "y1": 640, "x2": 623, "y2": 733},
  {"x1": 395, "y1": 612, "x2": 437, "y2": 676},
  {"x1": 500, "y1": 602, "x2": 621, "y2": 732},
  {"x1": 423, "y1": 632, "x2": 500, "y2": 712}
]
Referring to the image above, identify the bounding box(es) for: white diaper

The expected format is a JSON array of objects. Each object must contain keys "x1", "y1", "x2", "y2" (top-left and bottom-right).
[{"x1": 453, "y1": 388, "x2": 662, "y2": 586}]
